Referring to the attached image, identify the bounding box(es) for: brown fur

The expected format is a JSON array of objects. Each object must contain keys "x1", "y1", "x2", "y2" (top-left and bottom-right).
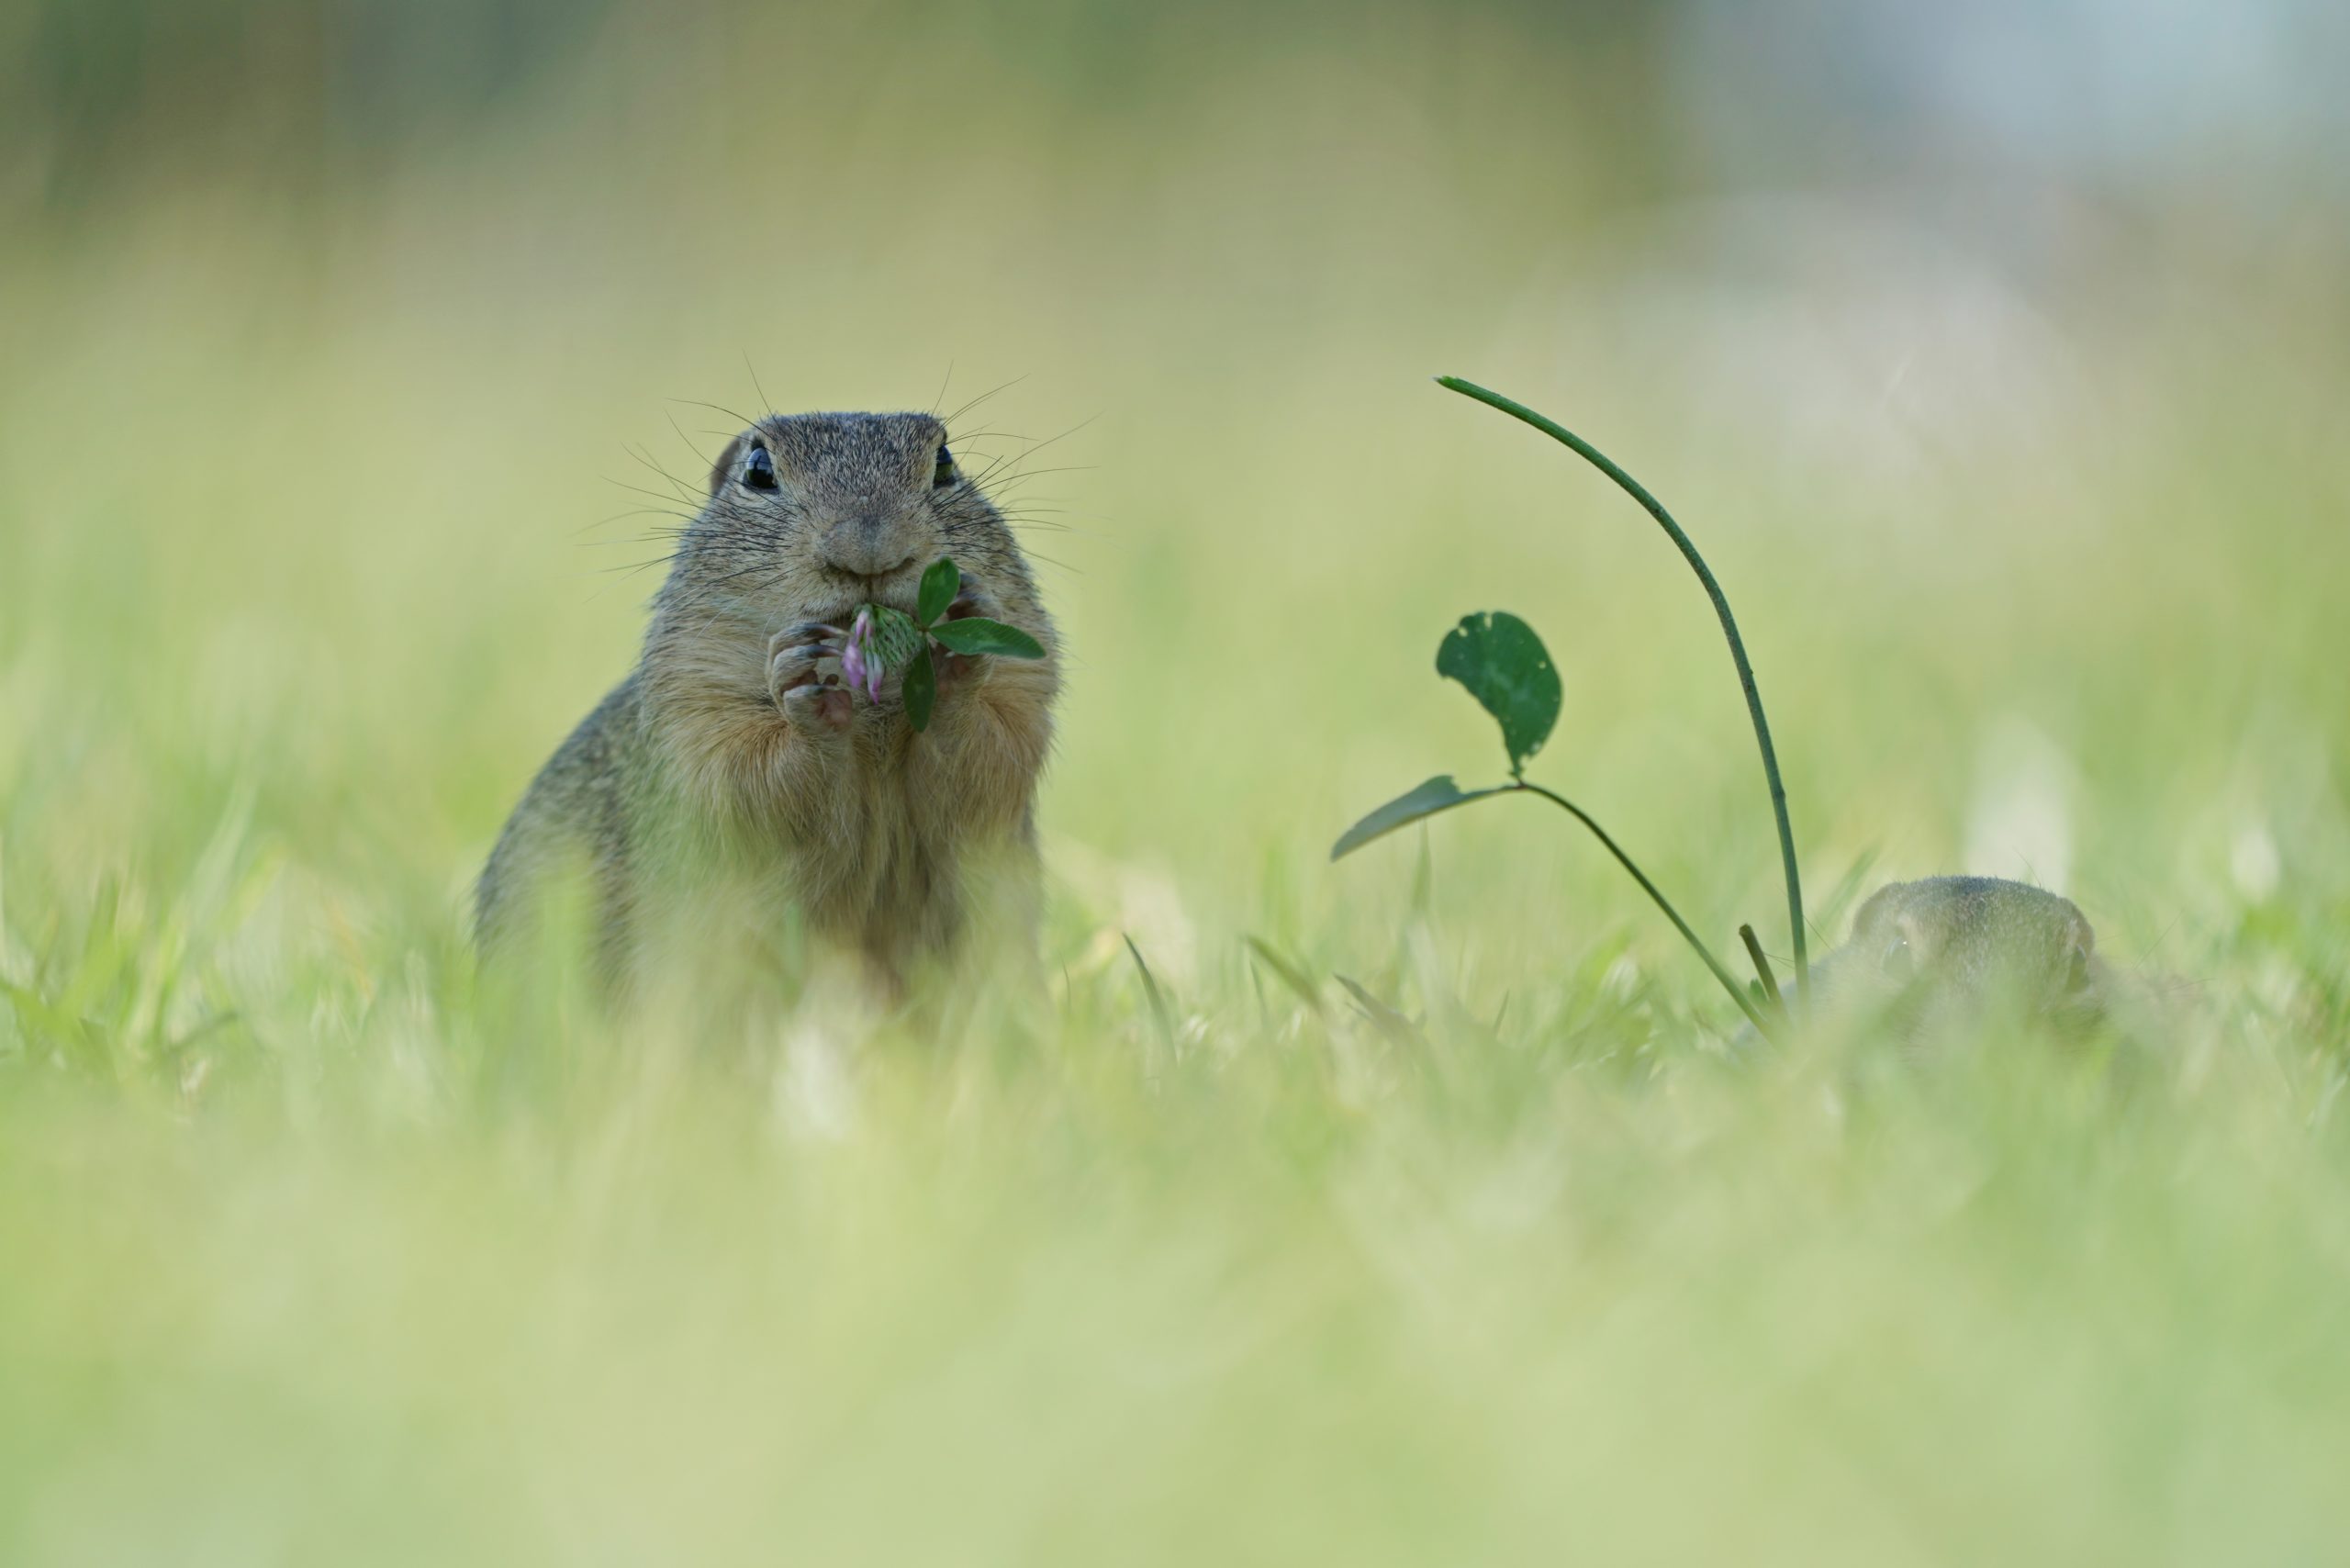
[{"x1": 476, "y1": 410, "x2": 1059, "y2": 989}]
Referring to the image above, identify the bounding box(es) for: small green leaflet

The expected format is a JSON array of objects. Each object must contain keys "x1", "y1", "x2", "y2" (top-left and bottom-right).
[
  {"x1": 917, "y1": 558, "x2": 961, "y2": 626},
  {"x1": 1329, "y1": 775, "x2": 1508, "y2": 861},
  {"x1": 1436, "y1": 611, "x2": 1560, "y2": 778},
  {"x1": 928, "y1": 618, "x2": 1046, "y2": 660},
  {"x1": 901, "y1": 646, "x2": 939, "y2": 732}
]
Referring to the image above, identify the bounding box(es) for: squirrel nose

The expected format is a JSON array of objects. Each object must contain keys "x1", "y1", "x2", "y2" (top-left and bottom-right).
[{"x1": 822, "y1": 514, "x2": 916, "y2": 580}]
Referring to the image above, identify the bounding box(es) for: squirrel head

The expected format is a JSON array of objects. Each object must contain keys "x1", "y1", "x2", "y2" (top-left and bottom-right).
[
  {"x1": 1822, "y1": 875, "x2": 2104, "y2": 1037},
  {"x1": 666, "y1": 410, "x2": 1039, "y2": 630}
]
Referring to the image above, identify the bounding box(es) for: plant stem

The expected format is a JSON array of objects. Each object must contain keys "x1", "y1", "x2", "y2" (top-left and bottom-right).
[
  {"x1": 1739, "y1": 923, "x2": 1784, "y2": 1011},
  {"x1": 1437, "y1": 375, "x2": 1809, "y2": 997},
  {"x1": 1510, "y1": 782, "x2": 1770, "y2": 1036}
]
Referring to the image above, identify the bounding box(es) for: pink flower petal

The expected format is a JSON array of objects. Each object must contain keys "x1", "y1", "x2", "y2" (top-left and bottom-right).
[{"x1": 845, "y1": 606, "x2": 883, "y2": 700}]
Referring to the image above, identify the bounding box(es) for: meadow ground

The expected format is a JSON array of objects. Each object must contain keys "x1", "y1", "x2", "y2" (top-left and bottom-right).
[{"x1": 5, "y1": 7, "x2": 2350, "y2": 1562}]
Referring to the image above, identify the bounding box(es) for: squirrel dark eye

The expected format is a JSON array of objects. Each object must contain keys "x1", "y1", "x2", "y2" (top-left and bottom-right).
[
  {"x1": 742, "y1": 445, "x2": 778, "y2": 492},
  {"x1": 933, "y1": 445, "x2": 956, "y2": 489}
]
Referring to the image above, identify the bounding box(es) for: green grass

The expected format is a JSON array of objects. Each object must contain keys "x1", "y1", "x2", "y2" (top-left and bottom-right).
[{"x1": 6, "y1": 11, "x2": 2350, "y2": 1562}]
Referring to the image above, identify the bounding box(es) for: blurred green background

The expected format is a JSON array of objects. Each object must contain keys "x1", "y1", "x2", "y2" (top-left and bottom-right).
[{"x1": 4, "y1": 2, "x2": 2350, "y2": 1562}]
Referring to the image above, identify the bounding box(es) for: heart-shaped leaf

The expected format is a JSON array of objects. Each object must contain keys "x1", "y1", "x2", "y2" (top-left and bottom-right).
[
  {"x1": 1330, "y1": 775, "x2": 1507, "y2": 861},
  {"x1": 1436, "y1": 611, "x2": 1560, "y2": 778},
  {"x1": 928, "y1": 617, "x2": 1046, "y2": 660},
  {"x1": 901, "y1": 645, "x2": 938, "y2": 732},
  {"x1": 917, "y1": 558, "x2": 961, "y2": 627}
]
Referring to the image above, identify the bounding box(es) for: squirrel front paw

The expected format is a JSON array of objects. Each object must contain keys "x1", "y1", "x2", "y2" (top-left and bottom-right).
[{"x1": 768, "y1": 622, "x2": 853, "y2": 735}]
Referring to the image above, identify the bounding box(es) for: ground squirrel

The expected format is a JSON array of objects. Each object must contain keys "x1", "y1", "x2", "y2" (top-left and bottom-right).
[
  {"x1": 1796, "y1": 875, "x2": 2108, "y2": 1041},
  {"x1": 476, "y1": 410, "x2": 1059, "y2": 988}
]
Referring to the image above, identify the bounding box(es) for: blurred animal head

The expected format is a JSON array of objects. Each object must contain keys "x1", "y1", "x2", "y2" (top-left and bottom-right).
[{"x1": 1813, "y1": 875, "x2": 2105, "y2": 1042}]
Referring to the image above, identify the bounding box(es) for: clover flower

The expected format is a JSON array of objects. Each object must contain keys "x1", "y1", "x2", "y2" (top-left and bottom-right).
[
  {"x1": 841, "y1": 608, "x2": 886, "y2": 704},
  {"x1": 821, "y1": 560, "x2": 1043, "y2": 731}
]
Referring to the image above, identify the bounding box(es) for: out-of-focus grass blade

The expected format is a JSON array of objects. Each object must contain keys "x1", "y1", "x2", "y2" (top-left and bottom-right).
[
  {"x1": 1244, "y1": 936, "x2": 1325, "y2": 1014},
  {"x1": 1124, "y1": 933, "x2": 1176, "y2": 1052},
  {"x1": 1336, "y1": 974, "x2": 1428, "y2": 1053}
]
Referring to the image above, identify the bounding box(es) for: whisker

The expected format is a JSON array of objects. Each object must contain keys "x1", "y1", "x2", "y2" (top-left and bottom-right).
[
  {"x1": 666, "y1": 397, "x2": 767, "y2": 431},
  {"x1": 943, "y1": 375, "x2": 1027, "y2": 428},
  {"x1": 661, "y1": 409, "x2": 722, "y2": 490}
]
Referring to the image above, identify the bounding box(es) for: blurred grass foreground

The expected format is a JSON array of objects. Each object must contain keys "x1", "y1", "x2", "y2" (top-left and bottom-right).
[{"x1": 5, "y1": 1, "x2": 2350, "y2": 1562}]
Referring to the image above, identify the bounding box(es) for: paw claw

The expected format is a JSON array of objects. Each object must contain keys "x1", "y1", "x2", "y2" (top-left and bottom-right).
[{"x1": 768, "y1": 625, "x2": 850, "y2": 731}]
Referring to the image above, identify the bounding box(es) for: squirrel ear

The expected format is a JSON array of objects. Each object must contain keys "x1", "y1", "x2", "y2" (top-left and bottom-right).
[
  {"x1": 708, "y1": 433, "x2": 749, "y2": 497},
  {"x1": 2069, "y1": 912, "x2": 2097, "y2": 958},
  {"x1": 1848, "y1": 880, "x2": 1904, "y2": 937}
]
